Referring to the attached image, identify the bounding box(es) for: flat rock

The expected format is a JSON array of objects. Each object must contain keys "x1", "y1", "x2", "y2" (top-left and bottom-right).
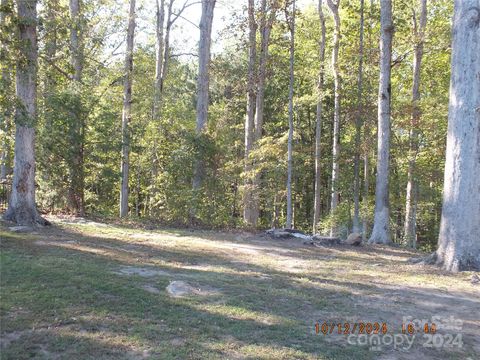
[{"x1": 166, "y1": 281, "x2": 199, "y2": 297}]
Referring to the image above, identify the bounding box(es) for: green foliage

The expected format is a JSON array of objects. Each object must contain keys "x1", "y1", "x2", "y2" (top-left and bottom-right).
[{"x1": 1, "y1": 0, "x2": 454, "y2": 246}]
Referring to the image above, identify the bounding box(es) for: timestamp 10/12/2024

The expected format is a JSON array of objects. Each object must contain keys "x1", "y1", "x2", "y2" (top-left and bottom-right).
[{"x1": 314, "y1": 322, "x2": 438, "y2": 335}]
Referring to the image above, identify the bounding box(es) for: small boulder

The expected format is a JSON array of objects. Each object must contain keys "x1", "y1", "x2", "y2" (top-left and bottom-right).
[
  {"x1": 166, "y1": 281, "x2": 199, "y2": 297},
  {"x1": 344, "y1": 232, "x2": 362, "y2": 246}
]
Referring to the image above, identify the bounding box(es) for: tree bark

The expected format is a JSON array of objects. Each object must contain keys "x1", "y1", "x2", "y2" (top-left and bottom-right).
[
  {"x1": 434, "y1": 0, "x2": 480, "y2": 272},
  {"x1": 352, "y1": 0, "x2": 364, "y2": 234},
  {"x1": 0, "y1": 0, "x2": 12, "y2": 181},
  {"x1": 362, "y1": 149, "x2": 369, "y2": 240},
  {"x1": 243, "y1": 0, "x2": 257, "y2": 226},
  {"x1": 403, "y1": 0, "x2": 427, "y2": 248},
  {"x1": 192, "y1": 0, "x2": 216, "y2": 192},
  {"x1": 68, "y1": 0, "x2": 85, "y2": 216},
  {"x1": 368, "y1": 0, "x2": 393, "y2": 244},
  {"x1": 3, "y1": 0, "x2": 47, "y2": 225},
  {"x1": 161, "y1": 0, "x2": 176, "y2": 94},
  {"x1": 326, "y1": 0, "x2": 341, "y2": 236},
  {"x1": 285, "y1": 0, "x2": 295, "y2": 229},
  {"x1": 119, "y1": 0, "x2": 136, "y2": 217},
  {"x1": 248, "y1": 0, "x2": 278, "y2": 226},
  {"x1": 313, "y1": 0, "x2": 326, "y2": 233},
  {"x1": 153, "y1": 0, "x2": 165, "y2": 120}
]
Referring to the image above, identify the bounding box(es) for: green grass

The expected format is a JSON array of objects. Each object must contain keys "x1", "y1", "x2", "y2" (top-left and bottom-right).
[{"x1": 1, "y1": 218, "x2": 478, "y2": 359}]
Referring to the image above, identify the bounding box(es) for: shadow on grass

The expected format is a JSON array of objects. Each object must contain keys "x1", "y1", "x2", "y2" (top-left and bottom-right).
[{"x1": 1, "y1": 221, "x2": 478, "y2": 360}]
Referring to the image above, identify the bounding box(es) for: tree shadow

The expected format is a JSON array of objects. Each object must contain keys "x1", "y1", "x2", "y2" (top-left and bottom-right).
[{"x1": 1, "y1": 221, "x2": 478, "y2": 359}]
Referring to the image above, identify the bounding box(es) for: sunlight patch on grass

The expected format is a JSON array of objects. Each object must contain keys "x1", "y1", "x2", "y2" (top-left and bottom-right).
[{"x1": 190, "y1": 303, "x2": 292, "y2": 326}]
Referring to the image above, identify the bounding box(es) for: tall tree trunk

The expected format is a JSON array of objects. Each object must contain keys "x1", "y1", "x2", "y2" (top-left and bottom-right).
[
  {"x1": 119, "y1": 0, "x2": 136, "y2": 217},
  {"x1": 368, "y1": 0, "x2": 393, "y2": 244},
  {"x1": 362, "y1": 149, "x2": 369, "y2": 240},
  {"x1": 69, "y1": 0, "x2": 85, "y2": 216},
  {"x1": 4, "y1": 0, "x2": 46, "y2": 225},
  {"x1": 285, "y1": 0, "x2": 295, "y2": 229},
  {"x1": 161, "y1": 0, "x2": 175, "y2": 94},
  {"x1": 313, "y1": 0, "x2": 326, "y2": 233},
  {"x1": 248, "y1": 0, "x2": 277, "y2": 226},
  {"x1": 326, "y1": 0, "x2": 341, "y2": 236},
  {"x1": 434, "y1": 0, "x2": 480, "y2": 272},
  {"x1": 403, "y1": 0, "x2": 427, "y2": 248},
  {"x1": 243, "y1": 0, "x2": 257, "y2": 226},
  {"x1": 352, "y1": 0, "x2": 364, "y2": 234},
  {"x1": 192, "y1": 0, "x2": 215, "y2": 193},
  {"x1": 0, "y1": 0, "x2": 12, "y2": 181},
  {"x1": 153, "y1": 0, "x2": 165, "y2": 120}
]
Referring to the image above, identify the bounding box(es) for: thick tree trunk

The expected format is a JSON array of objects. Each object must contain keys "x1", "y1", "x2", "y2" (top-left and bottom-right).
[
  {"x1": 352, "y1": 0, "x2": 364, "y2": 234},
  {"x1": 434, "y1": 0, "x2": 480, "y2": 272},
  {"x1": 243, "y1": 0, "x2": 257, "y2": 226},
  {"x1": 68, "y1": 0, "x2": 85, "y2": 216},
  {"x1": 404, "y1": 0, "x2": 427, "y2": 248},
  {"x1": 326, "y1": 0, "x2": 341, "y2": 236},
  {"x1": 368, "y1": 0, "x2": 393, "y2": 244},
  {"x1": 192, "y1": 0, "x2": 215, "y2": 192},
  {"x1": 152, "y1": 0, "x2": 165, "y2": 120},
  {"x1": 313, "y1": 0, "x2": 326, "y2": 233},
  {"x1": 4, "y1": 0, "x2": 46, "y2": 225},
  {"x1": 248, "y1": 0, "x2": 277, "y2": 226},
  {"x1": 119, "y1": 0, "x2": 136, "y2": 217},
  {"x1": 0, "y1": 0, "x2": 12, "y2": 181},
  {"x1": 285, "y1": 0, "x2": 295, "y2": 229}
]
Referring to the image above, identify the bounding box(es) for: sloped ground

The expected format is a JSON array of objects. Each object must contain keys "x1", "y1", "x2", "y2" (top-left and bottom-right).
[{"x1": 0, "y1": 216, "x2": 478, "y2": 359}]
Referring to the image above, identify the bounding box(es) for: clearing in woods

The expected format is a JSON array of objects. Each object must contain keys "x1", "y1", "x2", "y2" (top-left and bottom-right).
[{"x1": 0, "y1": 216, "x2": 479, "y2": 359}]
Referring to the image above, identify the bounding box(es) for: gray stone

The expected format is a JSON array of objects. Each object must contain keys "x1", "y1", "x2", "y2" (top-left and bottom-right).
[
  {"x1": 344, "y1": 232, "x2": 362, "y2": 246},
  {"x1": 166, "y1": 281, "x2": 199, "y2": 297}
]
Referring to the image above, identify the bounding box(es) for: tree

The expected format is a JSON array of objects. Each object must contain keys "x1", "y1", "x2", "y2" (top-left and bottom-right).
[
  {"x1": 285, "y1": 0, "x2": 295, "y2": 229},
  {"x1": 403, "y1": 0, "x2": 427, "y2": 248},
  {"x1": 313, "y1": 0, "x2": 326, "y2": 233},
  {"x1": 192, "y1": 0, "x2": 216, "y2": 192},
  {"x1": 368, "y1": 0, "x2": 393, "y2": 244},
  {"x1": 243, "y1": 0, "x2": 257, "y2": 226},
  {"x1": 245, "y1": 0, "x2": 278, "y2": 227},
  {"x1": 119, "y1": 0, "x2": 136, "y2": 217},
  {"x1": 352, "y1": 0, "x2": 364, "y2": 234},
  {"x1": 153, "y1": 0, "x2": 165, "y2": 120},
  {"x1": 3, "y1": 0, "x2": 47, "y2": 225},
  {"x1": 68, "y1": 0, "x2": 85, "y2": 215},
  {"x1": 433, "y1": 0, "x2": 480, "y2": 272},
  {"x1": 326, "y1": 0, "x2": 341, "y2": 236},
  {"x1": 153, "y1": 0, "x2": 192, "y2": 119},
  {"x1": 0, "y1": 0, "x2": 12, "y2": 181}
]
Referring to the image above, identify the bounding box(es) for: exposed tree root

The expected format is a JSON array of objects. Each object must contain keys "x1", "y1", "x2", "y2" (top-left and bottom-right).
[{"x1": 408, "y1": 251, "x2": 480, "y2": 273}]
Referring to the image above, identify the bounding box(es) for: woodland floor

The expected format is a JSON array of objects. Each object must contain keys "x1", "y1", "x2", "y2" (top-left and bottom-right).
[{"x1": 0, "y1": 215, "x2": 479, "y2": 360}]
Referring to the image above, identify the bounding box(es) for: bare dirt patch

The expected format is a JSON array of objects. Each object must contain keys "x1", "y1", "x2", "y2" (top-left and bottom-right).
[{"x1": 114, "y1": 266, "x2": 171, "y2": 277}]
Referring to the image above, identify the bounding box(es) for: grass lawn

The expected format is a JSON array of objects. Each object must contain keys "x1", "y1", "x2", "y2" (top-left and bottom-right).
[{"x1": 1, "y1": 216, "x2": 479, "y2": 359}]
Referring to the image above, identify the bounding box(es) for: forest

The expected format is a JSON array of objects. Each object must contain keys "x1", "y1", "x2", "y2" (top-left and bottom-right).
[{"x1": 0, "y1": 0, "x2": 479, "y2": 357}]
